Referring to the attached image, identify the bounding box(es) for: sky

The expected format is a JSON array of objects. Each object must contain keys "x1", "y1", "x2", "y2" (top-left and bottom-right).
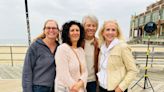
[{"x1": 0, "y1": 0, "x2": 156, "y2": 44}]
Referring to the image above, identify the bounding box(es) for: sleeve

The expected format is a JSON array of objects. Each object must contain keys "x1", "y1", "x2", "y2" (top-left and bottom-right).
[
  {"x1": 22, "y1": 46, "x2": 36, "y2": 92},
  {"x1": 79, "y1": 49, "x2": 88, "y2": 88},
  {"x1": 119, "y1": 44, "x2": 139, "y2": 91},
  {"x1": 55, "y1": 46, "x2": 75, "y2": 88}
]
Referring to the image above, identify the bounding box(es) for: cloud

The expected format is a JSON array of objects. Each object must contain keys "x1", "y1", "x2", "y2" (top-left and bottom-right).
[
  {"x1": 0, "y1": 0, "x2": 155, "y2": 44},
  {"x1": 0, "y1": 0, "x2": 26, "y2": 39}
]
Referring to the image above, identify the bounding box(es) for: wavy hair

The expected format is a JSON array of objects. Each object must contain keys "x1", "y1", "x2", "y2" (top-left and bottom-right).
[{"x1": 61, "y1": 20, "x2": 85, "y2": 47}]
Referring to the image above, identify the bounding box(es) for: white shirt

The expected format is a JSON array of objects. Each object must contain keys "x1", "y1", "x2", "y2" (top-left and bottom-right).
[{"x1": 97, "y1": 38, "x2": 119, "y2": 89}]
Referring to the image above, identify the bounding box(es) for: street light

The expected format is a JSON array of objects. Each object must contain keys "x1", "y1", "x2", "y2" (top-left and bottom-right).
[{"x1": 25, "y1": 0, "x2": 31, "y2": 46}]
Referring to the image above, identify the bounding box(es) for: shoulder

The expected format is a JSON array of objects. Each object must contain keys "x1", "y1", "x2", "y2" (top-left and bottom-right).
[
  {"x1": 58, "y1": 43, "x2": 69, "y2": 49},
  {"x1": 112, "y1": 41, "x2": 131, "y2": 52},
  {"x1": 94, "y1": 37, "x2": 99, "y2": 45},
  {"x1": 55, "y1": 43, "x2": 70, "y2": 59},
  {"x1": 94, "y1": 37, "x2": 99, "y2": 42},
  {"x1": 116, "y1": 41, "x2": 132, "y2": 52},
  {"x1": 56, "y1": 43, "x2": 70, "y2": 53},
  {"x1": 117, "y1": 41, "x2": 129, "y2": 48},
  {"x1": 28, "y1": 40, "x2": 40, "y2": 51},
  {"x1": 78, "y1": 47, "x2": 85, "y2": 53}
]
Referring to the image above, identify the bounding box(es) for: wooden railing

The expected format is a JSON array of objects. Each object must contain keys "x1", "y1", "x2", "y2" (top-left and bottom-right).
[
  {"x1": 0, "y1": 45, "x2": 163, "y2": 67},
  {"x1": 0, "y1": 46, "x2": 27, "y2": 66},
  {"x1": 131, "y1": 45, "x2": 164, "y2": 67},
  {"x1": 132, "y1": 51, "x2": 164, "y2": 66}
]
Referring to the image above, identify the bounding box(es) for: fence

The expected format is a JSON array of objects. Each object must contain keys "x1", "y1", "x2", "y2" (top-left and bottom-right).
[
  {"x1": 0, "y1": 46, "x2": 27, "y2": 66},
  {"x1": 131, "y1": 45, "x2": 164, "y2": 67},
  {"x1": 0, "y1": 45, "x2": 164, "y2": 66}
]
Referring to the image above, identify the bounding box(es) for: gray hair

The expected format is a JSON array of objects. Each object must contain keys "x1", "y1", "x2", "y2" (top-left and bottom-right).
[{"x1": 82, "y1": 15, "x2": 98, "y2": 28}]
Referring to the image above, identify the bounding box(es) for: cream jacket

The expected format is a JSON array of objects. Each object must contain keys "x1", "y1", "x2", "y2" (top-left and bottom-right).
[{"x1": 98, "y1": 42, "x2": 139, "y2": 91}]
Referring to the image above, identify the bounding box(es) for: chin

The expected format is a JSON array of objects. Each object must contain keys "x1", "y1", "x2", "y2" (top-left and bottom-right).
[
  {"x1": 107, "y1": 38, "x2": 114, "y2": 42},
  {"x1": 88, "y1": 34, "x2": 94, "y2": 37},
  {"x1": 48, "y1": 37, "x2": 56, "y2": 39}
]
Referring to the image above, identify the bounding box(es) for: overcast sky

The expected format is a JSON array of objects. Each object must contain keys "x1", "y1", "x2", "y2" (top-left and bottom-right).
[{"x1": 0, "y1": 0, "x2": 156, "y2": 44}]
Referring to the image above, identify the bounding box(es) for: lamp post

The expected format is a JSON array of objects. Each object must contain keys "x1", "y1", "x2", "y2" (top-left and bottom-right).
[
  {"x1": 131, "y1": 22, "x2": 157, "y2": 92},
  {"x1": 25, "y1": 0, "x2": 31, "y2": 46}
]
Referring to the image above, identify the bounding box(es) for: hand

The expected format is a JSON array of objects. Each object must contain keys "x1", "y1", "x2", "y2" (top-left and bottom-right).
[
  {"x1": 70, "y1": 88, "x2": 78, "y2": 92},
  {"x1": 70, "y1": 83, "x2": 80, "y2": 92},
  {"x1": 115, "y1": 86, "x2": 123, "y2": 92},
  {"x1": 70, "y1": 79, "x2": 84, "y2": 92}
]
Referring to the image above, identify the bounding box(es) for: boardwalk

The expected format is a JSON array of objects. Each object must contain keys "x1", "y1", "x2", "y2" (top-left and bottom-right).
[
  {"x1": 129, "y1": 65, "x2": 164, "y2": 92},
  {"x1": 0, "y1": 79, "x2": 22, "y2": 92},
  {"x1": 0, "y1": 64, "x2": 22, "y2": 92},
  {"x1": 0, "y1": 64, "x2": 164, "y2": 92},
  {"x1": 0, "y1": 44, "x2": 164, "y2": 92}
]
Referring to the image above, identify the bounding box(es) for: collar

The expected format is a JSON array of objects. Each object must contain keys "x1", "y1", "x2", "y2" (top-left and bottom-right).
[
  {"x1": 100, "y1": 38, "x2": 119, "y2": 54},
  {"x1": 36, "y1": 38, "x2": 46, "y2": 46},
  {"x1": 85, "y1": 38, "x2": 94, "y2": 44}
]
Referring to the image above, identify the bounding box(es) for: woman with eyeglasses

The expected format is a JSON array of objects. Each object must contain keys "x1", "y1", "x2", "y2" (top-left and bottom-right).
[{"x1": 22, "y1": 19, "x2": 60, "y2": 92}]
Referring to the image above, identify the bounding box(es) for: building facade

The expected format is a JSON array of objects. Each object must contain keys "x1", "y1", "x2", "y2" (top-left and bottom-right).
[{"x1": 130, "y1": 0, "x2": 164, "y2": 44}]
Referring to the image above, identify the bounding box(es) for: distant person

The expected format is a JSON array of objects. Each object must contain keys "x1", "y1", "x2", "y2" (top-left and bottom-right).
[
  {"x1": 22, "y1": 19, "x2": 60, "y2": 92},
  {"x1": 55, "y1": 21, "x2": 88, "y2": 92},
  {"x1": 97, "y1": 20, "x2": 138, "y2": 92},
  {"x1": 82, "y1": 15, "x2": 99, "y2": 92}
]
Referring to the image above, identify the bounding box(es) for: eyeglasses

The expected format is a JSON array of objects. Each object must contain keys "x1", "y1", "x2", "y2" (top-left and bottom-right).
[{"x1": 45, "y1": 27, "x2": 58, "y2": 30}]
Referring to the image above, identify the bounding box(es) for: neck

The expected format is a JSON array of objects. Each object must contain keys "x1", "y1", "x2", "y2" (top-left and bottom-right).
[
  {"x1": 71, "y1": 42, "x2": 77, "y2": 48},
  {"x1": 105, "y1": 41, "x2": 111, "y2": 48},
  {"x1": 85, "y1": 36, "x2": 94, "y2": 40},
  {"x1": 43, "y1": 38, "x2": 56, "y2": 46}
]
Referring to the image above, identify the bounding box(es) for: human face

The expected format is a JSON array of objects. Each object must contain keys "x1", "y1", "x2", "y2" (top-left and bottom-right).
[
  {"x1": 69, "y1": 24, "x2": 80, "y2": 43},
  {"x1": 84, "y1": 19, "x2": 97, "y2": 40},
  {"x1": 44, "y1": 21, "x2": 59, "y2": 40},
  {"x1": 102, "y1": 22, "x2": 118, "y2": 45}
]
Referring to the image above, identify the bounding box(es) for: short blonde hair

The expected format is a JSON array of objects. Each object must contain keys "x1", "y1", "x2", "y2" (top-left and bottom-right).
[
  {"x1": 82, "y1": 15, "x2": 98, "y2": 29},
  {"x1": 98, "y1": 20, "x2": 125, "y2": 46}
]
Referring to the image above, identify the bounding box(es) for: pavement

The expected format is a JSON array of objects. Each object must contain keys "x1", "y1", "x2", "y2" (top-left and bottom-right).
[
  {"x1": 129, "y1": 65, "x2": 164, "y2": 92},
  {"x1": 0, "y1": 64, "x2": 164, "y2": 92}
]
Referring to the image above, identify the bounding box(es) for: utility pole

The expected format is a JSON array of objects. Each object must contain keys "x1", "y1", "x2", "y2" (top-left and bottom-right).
[{"x1": 25, "y1": 0, "x2": 31, "y2": 46}]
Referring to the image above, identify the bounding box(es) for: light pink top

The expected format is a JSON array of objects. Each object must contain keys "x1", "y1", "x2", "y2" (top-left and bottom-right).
[{"x1": 55, "y1": 43, "x2": 88, "y2": 92}]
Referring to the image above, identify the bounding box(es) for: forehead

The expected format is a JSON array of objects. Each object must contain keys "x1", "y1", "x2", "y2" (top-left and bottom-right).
[
  {"x1": 105, "y1": 22, "x2": 117, "y2": 29},
  {"x1": 85, "y1": 18, "x2": 96, "y2": 25},
  {"x1": 46, "y1": 21, "x2": 57, "y2": 27},
  {"x1": 70, "y1": 24, "x2": 79, "y2": 29}
]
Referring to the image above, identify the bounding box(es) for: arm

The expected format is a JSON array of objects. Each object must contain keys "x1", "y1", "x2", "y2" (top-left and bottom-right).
[
  {"x1": 71, "y1": 49, "x2": 88, "y2": 92},
  {"x1": 118, "y1": 44, "x2": 139, "y2": 91},
  {"x1": 79, "y1": 49, "x2": 88, "y2": 88},
  {"x1": 22, "y1": 46, "x2": 36, "y2": 92}
]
